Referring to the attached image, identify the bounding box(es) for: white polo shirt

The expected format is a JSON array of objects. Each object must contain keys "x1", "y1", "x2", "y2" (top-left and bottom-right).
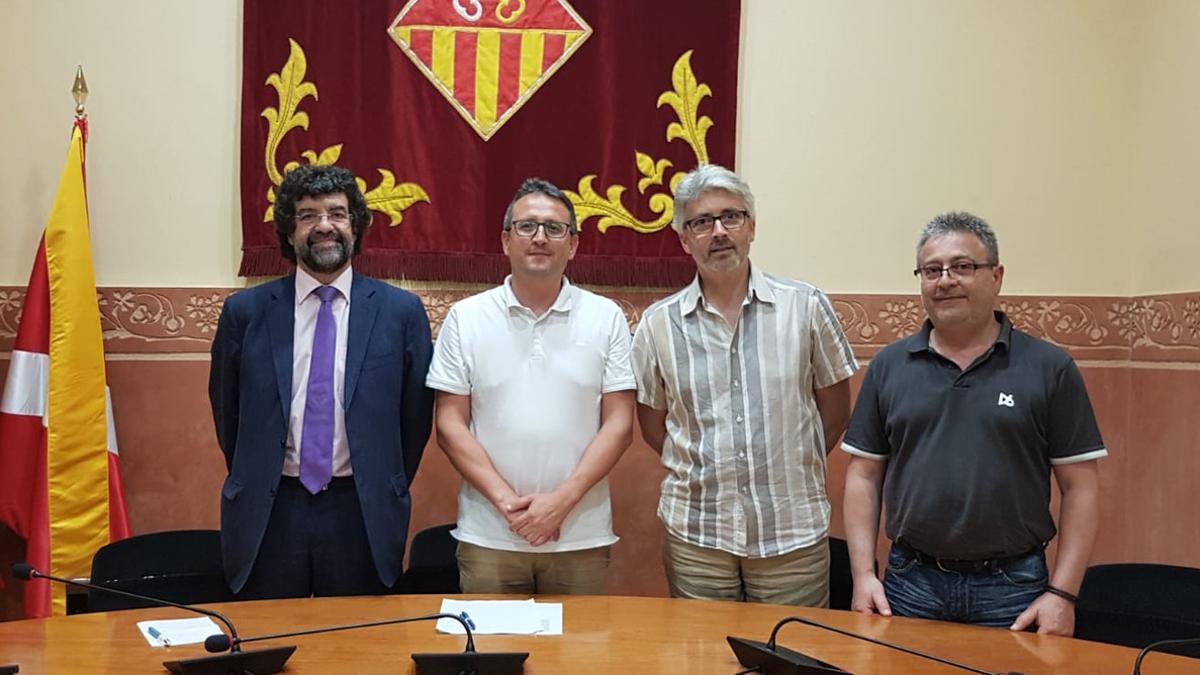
[{"x1": 426, "y1": 277, "x2": 635, "y2": 552}]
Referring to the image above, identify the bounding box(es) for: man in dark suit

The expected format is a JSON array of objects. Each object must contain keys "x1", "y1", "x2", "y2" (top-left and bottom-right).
[{"x1": 209, "y1": 164, "x2": 433, "y2": 598}]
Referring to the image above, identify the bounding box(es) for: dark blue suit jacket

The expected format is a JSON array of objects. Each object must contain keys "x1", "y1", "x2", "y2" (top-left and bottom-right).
[{"x1": 208, "y1": 273, "x2": 433, "y2": 592}]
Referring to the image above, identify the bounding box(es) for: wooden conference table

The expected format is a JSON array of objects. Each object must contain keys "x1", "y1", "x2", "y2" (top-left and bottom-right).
[{"x1": 0, "y1": 594, "x2": 1193, "y2": 674}]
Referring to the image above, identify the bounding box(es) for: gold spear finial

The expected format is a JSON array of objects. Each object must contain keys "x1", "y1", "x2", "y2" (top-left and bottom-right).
[{"x1": 72, "y1": 66, "x2": 89, "y2": 115}]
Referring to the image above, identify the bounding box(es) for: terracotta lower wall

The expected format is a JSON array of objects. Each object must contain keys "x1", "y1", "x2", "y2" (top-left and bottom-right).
[{"x1": 2, "y1": 288, "x2": 1198, "y2": 620}]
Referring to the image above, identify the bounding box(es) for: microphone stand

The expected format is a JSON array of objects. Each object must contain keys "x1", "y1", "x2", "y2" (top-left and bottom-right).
[
  {"x1": 15, "y1": 562, "x2": 524, "y2": 673},
  {"x1": 12, "y1": 563, "x2": 293, "y2": 675},
  {"x1": 208, "y1": 612, "x2": 475, "y2": 652},
  {"x1": 1133, "y1": 637, "x2": 1200, "y2": 674},
  {"x1": 729, "y1": 615, "x2": 1024, "y2": 675},
  {"x1": 207, "y1": 611, "x2": 527, "y2": 675}
]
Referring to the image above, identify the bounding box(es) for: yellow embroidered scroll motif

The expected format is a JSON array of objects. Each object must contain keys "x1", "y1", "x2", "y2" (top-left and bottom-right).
[
  {"x1": 657, "y1": 50, "x2": 712, "y2": 166},
  {"x1": 565, "y1": 50, "x2": 715, "y2": 235},
  {"x1": 261, "y1": 39, "x2": 429, "y2": 225}
]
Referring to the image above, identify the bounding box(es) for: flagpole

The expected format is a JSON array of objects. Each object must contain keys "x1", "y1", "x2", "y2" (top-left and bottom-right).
[{"x1": 72, "y1": 66, "x2": 88, "y2": 142}]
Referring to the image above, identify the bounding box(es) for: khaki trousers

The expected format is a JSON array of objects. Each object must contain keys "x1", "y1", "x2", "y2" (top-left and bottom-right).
[
  {"x1": 662, "y1": 530, "x2": 829, "y2": 607},
  {"x1": 457, "y1": 541, "x2": 610, "y2": 595}
]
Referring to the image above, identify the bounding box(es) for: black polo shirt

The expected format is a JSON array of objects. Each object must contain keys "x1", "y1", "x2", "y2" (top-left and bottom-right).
[{"x1": 842, "y1": 312, "x2": 1106, "y2": 560}]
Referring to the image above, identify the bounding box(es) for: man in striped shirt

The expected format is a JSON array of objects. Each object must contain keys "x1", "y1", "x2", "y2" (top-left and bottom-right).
[{"x1": 632, "y1": 164, "x2": 858, "y2": 606}]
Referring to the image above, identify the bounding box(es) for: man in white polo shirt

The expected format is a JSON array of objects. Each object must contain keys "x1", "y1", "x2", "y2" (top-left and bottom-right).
[{"x1": 426, "y1": 177, "x2": 636, "y2": 594}]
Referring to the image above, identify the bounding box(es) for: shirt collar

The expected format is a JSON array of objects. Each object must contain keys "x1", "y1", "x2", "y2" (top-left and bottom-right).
[
  {"x1": 747, "y1": 264, "x2": 777, "y2": 304},
  {"x1": 295, "y1": 265, "x2": 353, "y2": 307},
  {"x1": 501, "y1": 275, "x2": 574, "y2": 314},
  {"x1": 682, "y1": 263, "x2": 774, "y2": 316},
  {"x1": 909, "y1": 310, "x2": 1012, "y2": 353}
]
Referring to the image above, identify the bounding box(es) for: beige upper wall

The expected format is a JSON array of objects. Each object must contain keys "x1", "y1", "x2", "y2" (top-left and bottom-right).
[
  {"x1": 1129, "y1": 0, "x2": 1200, "y2": 294},
  {"x1": 740, "y1": 0, "x2": 1137, "y2": 294},
  {"x1": 2, "y1": 1, "x2": 243, "y2": 287},
  {"x1": 0, "y1": 1, "x2": 1188, "y2": 294}
]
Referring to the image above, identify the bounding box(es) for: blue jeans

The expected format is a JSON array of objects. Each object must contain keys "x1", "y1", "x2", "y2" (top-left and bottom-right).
[{"x1": 882, "y1": 545, "x2": 1048, "y2": 627}]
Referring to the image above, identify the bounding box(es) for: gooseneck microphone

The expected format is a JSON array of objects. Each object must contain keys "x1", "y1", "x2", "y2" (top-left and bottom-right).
[
  {"x1": 12, "y1": 563, "x2": 295, "y2": 675},
  {"x1": 205, "y1": 612, "x2": 528, "y2": 675},
  {"x1": 729, "y1": 614, "x2": 1026, "y2": 675},
  {"x1": 1133, "y1": 637, "x2": 1200, "y2": 675},
  {"x1": 12, "y1": 563, "x2": 239, "y2": 645},
  {"x1": 204, "y1": 612, "x2": 473, "y2": 653}
]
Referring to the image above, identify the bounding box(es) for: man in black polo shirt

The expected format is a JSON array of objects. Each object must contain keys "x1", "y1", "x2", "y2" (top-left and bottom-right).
[{"x1": 841, "y1": 212, "x2": 1106, "y2": 636}]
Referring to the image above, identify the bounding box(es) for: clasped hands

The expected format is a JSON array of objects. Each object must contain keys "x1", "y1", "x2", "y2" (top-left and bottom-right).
[{"x1": 498, "y1": 489, "x2": 575, "y2": 547}]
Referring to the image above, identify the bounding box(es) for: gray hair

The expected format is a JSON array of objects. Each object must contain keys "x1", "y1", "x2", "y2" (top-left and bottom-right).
[
  {"x1": 671, "y1": 164, "x2": 756, "y2": 233},
  {"x1": 916, "y1": 212, "x2": 999, "y2": 264}
]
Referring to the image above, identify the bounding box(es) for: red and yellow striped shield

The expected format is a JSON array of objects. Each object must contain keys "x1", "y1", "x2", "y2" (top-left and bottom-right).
[{"x1": 389, "y1": 0, "x2": 591, "y2": 140}]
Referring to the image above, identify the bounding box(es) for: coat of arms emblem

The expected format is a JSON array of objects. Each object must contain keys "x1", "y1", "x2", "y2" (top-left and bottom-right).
[{"x1": 389, "y1": 0, "x2": 592, "y2": 140}]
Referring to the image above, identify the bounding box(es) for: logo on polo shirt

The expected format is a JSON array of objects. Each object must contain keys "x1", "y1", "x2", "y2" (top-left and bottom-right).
[{"x1": 997, "y1": 392, "x2": 1015, "y2": 407}]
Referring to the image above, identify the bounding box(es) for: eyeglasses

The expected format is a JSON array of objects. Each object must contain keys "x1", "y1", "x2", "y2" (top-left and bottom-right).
[
  {"x1": 296, "y1": 210, "x2": 351, "y2": 226},
  {"x1": 913, "y1": 261, "x2": 996, "y2": 282},
  {"x1": 505, "y1": 219, "x2": 576, "y2": 239},
  {"x1": 682, "y1": 209, "x2": 750, "y2": 235}
]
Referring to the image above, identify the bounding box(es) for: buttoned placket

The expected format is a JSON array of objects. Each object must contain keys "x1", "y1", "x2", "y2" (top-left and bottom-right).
[
  {"x1": 931, "y1": 342, "x2": 1002, "y2": 390},
  {"x1": 515, "y1": 307, "x2": 547, "y2": 362},
  {"x1": 701, "y1": 296, "x2": 753, "y2": 554}
]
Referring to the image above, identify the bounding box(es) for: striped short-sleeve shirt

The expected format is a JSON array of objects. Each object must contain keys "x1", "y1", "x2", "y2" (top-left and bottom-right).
[{"x1": 632, "y1": 266, "x2": 858, "y2": 558}]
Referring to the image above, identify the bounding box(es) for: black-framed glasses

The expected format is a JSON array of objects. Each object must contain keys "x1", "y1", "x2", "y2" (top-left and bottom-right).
[
  {"x1": 296, "y1": 210, "x2": 351, "y2": 226},
  {"x1": 913, "y1": 261, "x2": 996, "y2": 281},
  {"x1": 506, "y1": 219, "x2": 576, "y2": 239},
  {"x1": 682, "y1": 209, "x2": 750, "y2": 235}
]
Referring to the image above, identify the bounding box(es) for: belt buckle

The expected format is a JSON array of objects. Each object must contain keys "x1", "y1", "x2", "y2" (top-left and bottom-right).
[{"x1": 935, "y1": 558, "x2": 988, "y2": 574}]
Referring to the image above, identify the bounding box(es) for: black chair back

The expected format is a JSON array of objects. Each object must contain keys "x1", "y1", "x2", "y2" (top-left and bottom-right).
[
  {"x1": 88, "y1": 529, "x2": 235, "y2": 612},
  {"x1": 1075, "y1": 563, "x2": 1200, "y2": 658},
  {"x1": 827, "y1": 537, "x2": 881, "y2": 610},
  {"x1": 400, "y1": 523, "x2": 461, "y2": 594},
  {"x1": 828, "y1": 537, "x2": 857, "y2": 610}
]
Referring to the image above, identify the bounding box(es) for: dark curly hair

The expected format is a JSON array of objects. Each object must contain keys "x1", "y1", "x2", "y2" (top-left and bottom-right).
[{"x1": 273, "y1": 164, "x2": 372, "y2": 263}]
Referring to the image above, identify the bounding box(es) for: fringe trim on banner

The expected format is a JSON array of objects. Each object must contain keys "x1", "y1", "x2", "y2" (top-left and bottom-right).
[
  {"x1": 239, "y1": 248, "x2": 696, "y2": 288},
  {"x1": 238, "y1": 248, "x2": 292, "y2": 277}
]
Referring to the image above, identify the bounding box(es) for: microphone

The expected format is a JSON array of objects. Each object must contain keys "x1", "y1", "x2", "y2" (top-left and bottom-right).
[
  {"x1": 204, "y1": 612, "x2": 528, "y2": 675},
  {"x1": 728, "y1": 615, "x2": 1027, "y2": 675},
  {"x1": 1133, "y1": 637, "x2": 1200, "y2": 675},
  {"x1": 12, "y1": 563, "x2": 294, "y2": 675}
]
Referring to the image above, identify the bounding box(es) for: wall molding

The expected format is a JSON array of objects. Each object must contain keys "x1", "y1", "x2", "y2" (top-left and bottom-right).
[{"x1": 1, "y1": 286, "x2": 1198, "y2": 362}]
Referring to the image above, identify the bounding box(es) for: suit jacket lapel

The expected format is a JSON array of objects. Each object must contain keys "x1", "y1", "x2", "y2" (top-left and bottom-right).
[
  {"x1": 267, "y1": 276, "x2": 295, "y2": 428},
  {"x1": 344, "y1": 274, "x2": 379, "y2": 409}
]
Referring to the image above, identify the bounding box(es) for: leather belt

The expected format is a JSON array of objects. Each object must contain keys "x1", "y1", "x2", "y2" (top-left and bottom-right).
[{"x1": 895, "y1": 540, "x2": 1040, "y2": 575}]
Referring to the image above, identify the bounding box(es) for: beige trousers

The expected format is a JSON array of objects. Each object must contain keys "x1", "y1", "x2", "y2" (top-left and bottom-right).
[
  {"x1": 662, "y1": 530, "x2": 830, "y2": 607},
  {"x1": 457, "y1": 541, "x2": 610, "y2": 595}
]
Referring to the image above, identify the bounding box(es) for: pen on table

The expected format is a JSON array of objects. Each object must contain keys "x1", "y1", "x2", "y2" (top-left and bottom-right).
[
  {"x1": 459, "y1": 611, "x2": 476, "y2": 630},
  {"x1": 147, "y1": 626, "x2": 171, "y2": 647}
]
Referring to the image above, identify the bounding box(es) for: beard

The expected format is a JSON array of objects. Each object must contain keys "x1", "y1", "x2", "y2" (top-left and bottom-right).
[
  {"x1": 295, "y1": 233, "x2": 351, "y2": 273},
  {"x1": 700, "y1": 239, "x2": 746, "y2": 270}
]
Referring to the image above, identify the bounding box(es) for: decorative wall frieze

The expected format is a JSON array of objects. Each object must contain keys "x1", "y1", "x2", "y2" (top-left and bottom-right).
[{"x1": 1, "y1": 286, "x2": 1199, "y2": 363}]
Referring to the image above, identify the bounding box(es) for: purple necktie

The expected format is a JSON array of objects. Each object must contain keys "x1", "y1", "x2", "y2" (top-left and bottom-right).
[{"x1": 299, "y1": 285, "x2": 338, "y2": 494}]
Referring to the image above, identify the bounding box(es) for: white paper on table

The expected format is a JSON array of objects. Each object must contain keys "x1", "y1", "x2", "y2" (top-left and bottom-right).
[
  {"x1": 436, "y1": 598, "x2": 561, "y2": 635},
  {"x1": 531, "y1": 602, "x2": 562, "y2": 635},
  {"x1": 136, "y1": 617, "x2": 225, "y2": 647}
]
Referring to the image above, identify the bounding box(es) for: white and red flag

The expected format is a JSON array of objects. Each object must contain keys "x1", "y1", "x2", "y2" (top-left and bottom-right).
[{"x1": 0, "y1": 119, "x2": 130, "y2": 617}]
